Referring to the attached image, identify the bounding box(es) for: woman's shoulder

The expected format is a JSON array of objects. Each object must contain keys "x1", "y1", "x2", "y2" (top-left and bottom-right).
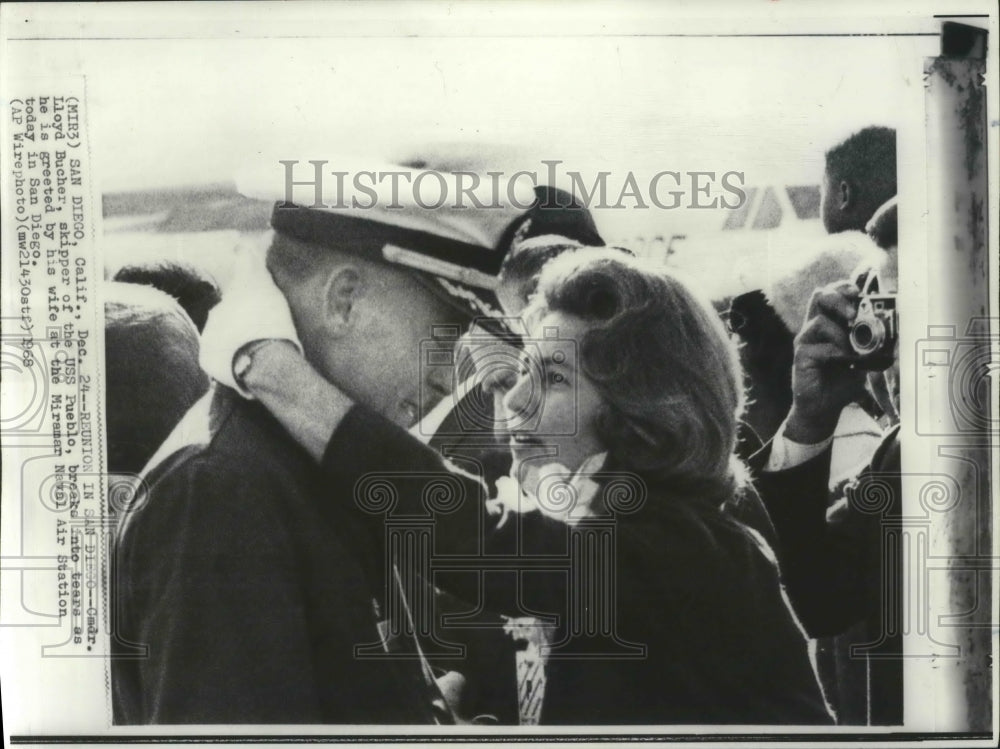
[{"x1": 617, "y1": 490, "x2": 780, "y2": 585}]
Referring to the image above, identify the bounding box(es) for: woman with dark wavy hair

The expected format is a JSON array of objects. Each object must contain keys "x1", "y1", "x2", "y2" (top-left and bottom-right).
[
  {"x1": 506, "y1": 249, "x2": 746, "y2": 506},
  {"x1": 207, "y1": 249, "x2": 832, "y2": 725}
]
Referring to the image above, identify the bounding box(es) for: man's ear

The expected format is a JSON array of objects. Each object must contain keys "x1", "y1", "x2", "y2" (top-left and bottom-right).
[
  {"x1": 321, "y1": 265, "x2": 364, "y2": 336},
  {"x1": 837, "y1": 180, "x2": 853, "y2": 211}
]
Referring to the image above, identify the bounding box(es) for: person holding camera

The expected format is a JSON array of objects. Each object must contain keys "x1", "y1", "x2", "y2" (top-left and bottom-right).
[
  {"x1": 751, "y1": 125, "x2": 901, "y2": 724},
  {"x1": 752, "y1": 260, "x2": 901, "y2": 725}
]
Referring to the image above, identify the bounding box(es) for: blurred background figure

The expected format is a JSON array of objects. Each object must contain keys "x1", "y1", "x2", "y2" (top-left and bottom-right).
[
  {"x1": 865, "y1": 195, "x2": 897, "y2": 251},
  {"x1": 496, "y1": 235, "x2": 590, "y2": 317},
  {"x1": 726, "y1": 289, "x2": 794, "y2": 448},
  {"x1": 820, "y1": 126, "x2": 896, "y2": 237},
  {"x1": 104, "y1": 281, "x2": 209, "y2": 476},
  {"x1": 113, "y1": 260, "x2": 222, "y2": 333}
]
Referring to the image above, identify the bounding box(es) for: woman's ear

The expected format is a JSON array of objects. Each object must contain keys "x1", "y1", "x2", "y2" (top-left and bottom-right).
[{"x1": 321, "y1": 265, "x2": 363, "y2": 336}]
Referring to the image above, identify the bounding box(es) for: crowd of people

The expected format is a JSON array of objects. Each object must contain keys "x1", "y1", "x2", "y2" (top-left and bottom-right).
[{"x1": 105, "y1": 126, "x2": 901, "y2": 726}]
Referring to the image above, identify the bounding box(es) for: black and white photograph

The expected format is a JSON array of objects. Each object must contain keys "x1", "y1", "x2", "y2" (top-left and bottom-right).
[{"x1": 1, "y1": 1, "x2": 997, "y2": 745}]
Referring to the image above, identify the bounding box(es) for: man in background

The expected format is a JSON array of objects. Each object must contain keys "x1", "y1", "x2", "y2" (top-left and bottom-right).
[
  {"x1": 104, "y1": 281, "x2": 209, "y2": 476},
  {"x1": 819, "y1": 126, "x2": 896, "y2": 237},
  {"x1": 753, "y1": 125, "x2": 901, "y2": 724},
  {"x1": 113, "y1": 260, "x2": 221, "y2": 333}
]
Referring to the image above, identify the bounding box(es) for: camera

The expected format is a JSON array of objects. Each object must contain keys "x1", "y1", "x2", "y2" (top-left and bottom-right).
[{"x1": 849, "y1": 269, "x2": 897, "y2": 371}]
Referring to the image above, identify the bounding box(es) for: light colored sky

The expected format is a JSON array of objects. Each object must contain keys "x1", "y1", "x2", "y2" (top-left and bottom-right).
[
  {"x1": 9, "y1": 32, "x2": 934, "y2": 193},
  {"x1": 37, "y1": 28, "x2": 932, "y2": 284}
]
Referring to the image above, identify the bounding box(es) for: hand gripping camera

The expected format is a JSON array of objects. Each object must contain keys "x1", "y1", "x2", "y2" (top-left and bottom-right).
[{"x1": 849, "y1": 268, "x2": 898, "y2": 371}]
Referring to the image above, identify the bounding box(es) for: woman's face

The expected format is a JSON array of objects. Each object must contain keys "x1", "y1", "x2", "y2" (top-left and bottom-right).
[{"x1": 501, "y1": 309, "x2": 605, "y2": 490}]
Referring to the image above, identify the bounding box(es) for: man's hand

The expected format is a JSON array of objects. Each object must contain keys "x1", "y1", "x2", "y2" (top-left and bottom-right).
[
  {"x1": 199, "y1": 236, "x2": 302, "y2": 396},
  {"x1": 784, "y1": 281, "x2": 867, "y2": 445}
]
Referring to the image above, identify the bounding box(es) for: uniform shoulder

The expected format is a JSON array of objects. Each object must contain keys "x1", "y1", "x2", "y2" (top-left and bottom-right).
[{"x1": 118, "y1": 410, "x2": 313, "y2": 559}]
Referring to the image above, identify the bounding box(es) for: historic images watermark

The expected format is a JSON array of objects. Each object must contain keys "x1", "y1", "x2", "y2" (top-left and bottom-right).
[{"x1": 279, "y1": 159, "x2": 749, "y2": 211}]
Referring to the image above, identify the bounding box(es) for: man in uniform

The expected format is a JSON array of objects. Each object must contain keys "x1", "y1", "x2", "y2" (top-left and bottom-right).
[{"x1": 111, "y1": 169, "x2": 533, "y2": 724}]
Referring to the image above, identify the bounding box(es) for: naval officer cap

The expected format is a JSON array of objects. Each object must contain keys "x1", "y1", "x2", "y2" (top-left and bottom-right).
[
  {"x1": 239, "y1": 159, "x2": 537, "y2": 321},
  {"x1": 498, "y1": 184, "x2": 604, "y2": 253}
]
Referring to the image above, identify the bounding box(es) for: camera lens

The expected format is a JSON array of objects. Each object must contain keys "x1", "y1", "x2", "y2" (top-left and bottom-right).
[
  {"x1": 853, "y1": 323, "x2": 874, "y2": 348},
  {"x1": 850, "y1": 319, "x2": 885, "y2": 355}
]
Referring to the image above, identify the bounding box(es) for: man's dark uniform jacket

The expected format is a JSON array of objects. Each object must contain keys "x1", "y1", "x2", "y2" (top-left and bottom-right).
[
  {"x1": 112, "y1": 388, "x2": 437, "y2": 724},
  {"x1": 751, "y1": 426, "x2": 903, "y2": 725}
]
